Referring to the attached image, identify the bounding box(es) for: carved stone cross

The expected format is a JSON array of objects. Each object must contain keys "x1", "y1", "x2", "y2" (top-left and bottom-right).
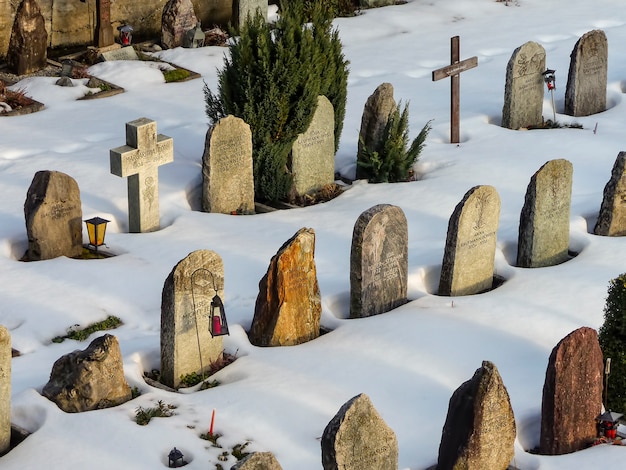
[
  {"x1": 432, "y1": 36, "x2": 478, "y2": 144},
  {"x1": 110, "y1": 118, "x2": 174, "y2": 233}
]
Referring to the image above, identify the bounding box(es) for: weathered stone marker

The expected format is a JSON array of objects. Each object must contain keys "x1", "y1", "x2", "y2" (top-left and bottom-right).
[
  {"x1": 594, "y1": 151, "x2": 626, "y2": 236},
  {"x1": 42, "y1": 334, "x2": 132, "y2": 412},
  {"x1": 432, "y1": 36, "x2": 478, "y2": 144},
  {"x1": 439, "y1": 185, "x2": 501, "y2": 296},
  {"x1": 161, "y1": 0, "x2": 198, "y2": 49},
  {"x1": 356, "y1": 83, "x2": 397, "y2": 180},
  {"x1": 24, "y1": 170, "x2": 83, "y2": 261},
  {"x1": 7, "y1": 0, "x2": 47, "y2": 75},
  {"x1": 517, "y1": 159, "x2": 573, "y2": 267},
  {"x1": 350, "y1": 204, "x2": 408, "y2": 318},
  {"x1": 321, "y1": 393, "x2": 398, "y2": 470},
  {"x1": 161, "y1": 250, "x2": 225, "y2": 389},
  {"x1": 502, "y1": 41, "x2": 547, "y2": 130},
  {"x1": 565, "y1": 30, "x2": 608, "y2": 117},
  {"x1": 437, "y1": 361, "x2": 516, "y2": 470},
  {"x1": 540, "y1": 327, "x2": 603, "y2": 455},
  {"x1": 0, "y1": 325, "x2": 10, "y2": 455},
  {"x1": 202, "y1": 115, "x2": 255, "y2": 214},
  {"x1": 249, "y1": 228, "x2": 321, "y2": 347},
  {"x1": 232, "y1": 452, "x2": 283, "y2": 470},
  {"x1": 234, "y1": 0, "x2": 267, "y2": 29},
  {"x1": 95, "y1": 0, "x2": 114, "y2": 47},
  {"x1": 110, "y1": 117, "x2": 174, "y2": 233},
  {"x1": 291, "y1": 95, "x2": 336, "y2": 196}
]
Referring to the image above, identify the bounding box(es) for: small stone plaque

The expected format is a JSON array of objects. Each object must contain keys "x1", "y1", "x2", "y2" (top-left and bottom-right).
[{"x1": 100, "y1": 45, "x2": 138, "y2": 61}]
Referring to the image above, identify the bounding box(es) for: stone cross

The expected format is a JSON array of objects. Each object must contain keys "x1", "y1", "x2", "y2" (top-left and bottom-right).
[
  {"x1": 110, "y1": 118, "x2": 174, "y2": 233},
  {"x1": 432, "y1": 36, "x2": 478, "y2": 144},
  {"x1": 95, "y1": 0, "x2": 114, "y2": 47}
]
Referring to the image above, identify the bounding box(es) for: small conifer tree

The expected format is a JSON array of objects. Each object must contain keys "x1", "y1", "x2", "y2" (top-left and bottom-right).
[
  {"x1": 357, "y1": 102, "x2": 431, "y2": 183},
  {"x1": 598, "y1": 273, "x2": 626, "y2": 412},
  {"x1": 204, "y1": 1, "x2": 349, "y2": 201}
]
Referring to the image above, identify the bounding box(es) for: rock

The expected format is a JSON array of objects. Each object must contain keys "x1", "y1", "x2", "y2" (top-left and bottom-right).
[
  {"x1": 161, "y1": 0, "x2": 198, "y2": 49},
  {"x1": 231, "y1": 452, "x2": 283, "y2": 469},
  {"x1": 42, "y1": 334, "x2": 132, "y2": 413},
  {"x1": 437, "y1": 361, "x2": 516, "y2": 470}
]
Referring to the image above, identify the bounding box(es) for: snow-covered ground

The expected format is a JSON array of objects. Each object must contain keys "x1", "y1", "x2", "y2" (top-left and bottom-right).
[{"x1": 1, "y1": 0, "x2": 626, "y2": 468}]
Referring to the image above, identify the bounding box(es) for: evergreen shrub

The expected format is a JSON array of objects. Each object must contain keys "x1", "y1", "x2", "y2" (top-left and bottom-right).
[
  {"x1": 357, "y1": 102, "x2": 431, "y2": 183},
  {"x1": 598, "y1": 273, "x2": 626, "y2": 413},
  {"x1": 204, "y1": 1, "x2": 349, "y2": 202}
]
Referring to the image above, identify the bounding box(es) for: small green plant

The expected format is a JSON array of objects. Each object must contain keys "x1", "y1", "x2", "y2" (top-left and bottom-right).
[
  {"x1": 179, "y1": 371, "x2": 203, "y2": 388},
  {"x1": 231, "y1": 442, "x2": 251, "y2": 460},
  {"x1": 599, "y1": 273, "x2": 626, "y2": 413},
  {"x1": 135, "y1": 400, "x2": 177, "y2": 425},
  {"x1": 51, "y1": 315, "x2": 122, "y2": 343},
  {"x1": 162, "y1": 68, "x2": 191, "y2": 83},
  {"x1": 357, "y1": 103, "x2": 431, "y2": 183},
  {"x1": 130, "y1": 386, "x2": 141, "y2": 399},
  {"x1": 200, "y1": 431, "x2": 223, "y2": 446}
]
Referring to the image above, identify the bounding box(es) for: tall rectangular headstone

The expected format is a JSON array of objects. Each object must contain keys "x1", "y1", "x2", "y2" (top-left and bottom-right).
[
  {"x1": 202, "y1": 115, "x2": 255, "y2": 214},
  {"x1": 291, "y1": 95, "x2": 336, "y2": 197},
  {"x1": 517, "y1": 159, "x2": 573, "y2": 267},
  {"x1": 540, "y1": 327, "x2": 603, "y2": 455},
  {"x1": 350, "y1": 204, "x2": 408, "y2": 318},
  {"x1": 234, "y1": 0, "x2": 267, "y2": 29},
  {"x1": 595, "y1": 152, "x2": 626, "y2": 236},
  {"x1": 0, "y1": 325, "x2": 10, "y2": 455},
  {"x1": 249, "y1": 228, "x2": 321, "y2": 347},
  {"x1": 565, "y1": 30, "x2": 608, "y2": 117},
  {"x1": 110, "y1": 118, "x2": 174, "y2": 233},
  {"x1": 7, "y1": 0, "x2": 47, "y2": 75},
  {"x1": 502, "y1": 41, "x2": 546, "y2": 130},
  {"x1": 24, "y1": 170, "x2": 83, "y2": 261},
  {"x1": 439, "y1": 185, "x2": 501, "y2": 296},
  {"x1": 161, "y1": 250, "x2": 225, "y2": 389}
]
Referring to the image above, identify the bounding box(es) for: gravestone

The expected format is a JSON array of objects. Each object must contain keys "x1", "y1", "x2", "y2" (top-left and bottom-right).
[
  {"x1": 540, "y1": 327, "x2": 603, "y2": 455},
  {"x1": 249, "y1": 228, "x2": 321, "y2": 347},
  {"x1": 594, "y1": 151, "x2": 626, "y2": 236},
  {"x1": 517, "y1": 159, "x2": 573, "y2": 267},
  {"x1": 110, "y1": 117, "x2": 174, "y2": 233},
  {"x1": 100, "y1": 46, "x2": 139, "y2": 61},
  {"x1": 437, "y1": 361, "x2": 516, "y2": 470},
  {"x1": 0, "y1": 325, "x2": 10, "y2": 455},
  {"x1": 321, "y1": 393, "x2": 398, "y2": 470},
  {"x1": 502, "y1": 41, "x2": 547, "y2": 130},
  {"x1": 161, "y1": 250, "x2": 225, "y2": 389},
  {"x1": 290, "y1": 96, "x2": 335, "y2": 197},
  {"x1": 231, "y1": 452, "x2": 283, "y2": 470},
  {"x1": 350, "y1": 204, "x2": 408, "y2": 318},
  {"x1": 24, "y1": 170, "x2": 83, "y2": 261},
  {"x1": 565, "y1": 30, "x2": 608, "y2": 117},
  {"x1": 161, "y1": 0, "x2": 198, "y2": 49},
  {"x1": 233, "y1": 0, "x2": 267, "y2": 29},
  {"x1": 439, "y1": 185, "x2": 501, "y2": 296},
  {"x1": 356, "y1": 83, "x2": 396, "y2": 180},
  {"x1": 42, "y1": 334, "x2": 132, "y2": 413},
  {"x1": 202, "y1": 115, "x2": 255, "y2": 214},
  {"x1": 7, "y1": 0, "x2": 47, "y2": 75}
]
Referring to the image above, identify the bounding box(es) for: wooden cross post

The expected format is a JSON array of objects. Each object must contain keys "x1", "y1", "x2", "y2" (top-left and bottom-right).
[{"x1": 432, "y1": 36, "x2": 478, "y2": 144}]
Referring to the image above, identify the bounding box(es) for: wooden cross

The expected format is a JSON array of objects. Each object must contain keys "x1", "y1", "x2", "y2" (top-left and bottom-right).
[
  {"x1": 95, "y1": 0, "x2": 114, "y2": 47},
  {"x1": 110, "y1": 118, "x2": 174, "y2": 233},
  {"x1": 432, "y1": 36, "x2": 478, "y2": 144}
]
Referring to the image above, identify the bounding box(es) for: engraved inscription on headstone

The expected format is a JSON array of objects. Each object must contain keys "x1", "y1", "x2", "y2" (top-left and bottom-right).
[
  {"x1": 502, "y1": 41, "x2": 546, "y2": 130},
  {"x1": 291, "y1": 95, "x2": 335, "y2": 196},
  {"x1": 350, "y1": 204, "x2": 408, "y2": 318},
  {"x1": 110, "y1": 117, "x2": 174, "y2": 233},
  {"x1": 517, "y1": 159, "x2": 573, "y2": 267},
  {"x1": 565, "y1": 30, "x2": 608, "y2": 117},
  {"x1": 202, "y1": 115, "x2": 255, "y2": 214},
  {"x1": 161, "y1": 250, "x2": 225, "y2": 389},
  {"x1": 439, "y1": 185, "x2": 501, "y2": 296}
]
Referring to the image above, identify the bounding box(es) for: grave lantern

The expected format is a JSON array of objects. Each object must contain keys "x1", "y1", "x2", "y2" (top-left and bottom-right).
[
  {"x1": 185, "y1": 22, "x2": 205, "y2": 48},
  {"x1": 117, "y1": 24, "x2": 133, "y2": 46},
  {"x1": 84, "y1": 216, "x2": 109, "y2": 254},
  {"x1": 60, "y1": 60, "x2": 74, "y2": 78},
  {"x1": 168, "y1": 447, "x2": 184, "y2": 468},
  {"x1": 209, "y1": 293, "x2": 229, "y2": 337}
]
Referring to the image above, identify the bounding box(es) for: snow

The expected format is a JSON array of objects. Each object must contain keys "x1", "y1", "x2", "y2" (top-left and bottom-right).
[{"x1": 1, "y1": 0, "x2": 625, "y2": 468}]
